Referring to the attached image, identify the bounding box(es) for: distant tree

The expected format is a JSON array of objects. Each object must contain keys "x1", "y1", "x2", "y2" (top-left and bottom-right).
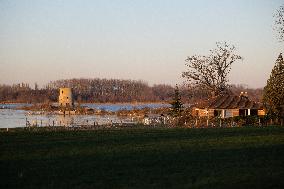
[
  {"x1": 169, "y1": 85, "x2": 184, "y2": 117},
  {"x1": 230, "y1": 84, "x2": 263, "y2": 102},
  {"x1": 152, "y1": 84, "x2": 174, "y2": 101},
  {"x1": 182, "y1": 42, "x2": 242, "y2": 97},
  {"x1": 263, "y1": 53, "x2": 284, "y2": 120},
  {"x1": 274, "y1": 5, "x2": 284, "y2": 42},
  {"x1": 0, "y1": 79, "x2": 181, "y2": 103},
  {"x1": 34, "y1": 83, "x2": 39, "y2": 90}
]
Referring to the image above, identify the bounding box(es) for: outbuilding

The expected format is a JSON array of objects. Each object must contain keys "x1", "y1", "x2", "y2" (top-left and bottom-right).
[{"x1": 192, "y1": 93, "x2": 265, "y2": 118}]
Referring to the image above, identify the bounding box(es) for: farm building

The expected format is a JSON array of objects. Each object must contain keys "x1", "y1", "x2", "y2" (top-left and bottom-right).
[
  {"x1": 192, "y1": 93, "x2": 265, "y2": 118},
  {"x1": 58, "y1": 88, "x2": 74, "y2": 108}
]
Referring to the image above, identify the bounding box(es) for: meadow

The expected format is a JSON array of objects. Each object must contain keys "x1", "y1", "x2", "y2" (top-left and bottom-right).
[{"x1": 1, "y1": 126, "x2": 284, "y2": 189}]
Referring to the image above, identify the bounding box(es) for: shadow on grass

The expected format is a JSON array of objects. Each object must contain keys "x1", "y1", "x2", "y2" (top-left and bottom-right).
[{"x1": 1, "y1": 127, "x2": 284, "y2": 189}]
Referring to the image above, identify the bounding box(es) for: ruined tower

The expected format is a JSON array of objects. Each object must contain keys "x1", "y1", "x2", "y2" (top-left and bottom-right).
[{"x1": 58, "y1": 88, "x2": 74, "y2": 108}]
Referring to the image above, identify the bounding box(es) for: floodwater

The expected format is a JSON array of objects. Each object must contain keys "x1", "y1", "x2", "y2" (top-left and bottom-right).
[
  {"x1": 82, "y1": 103, "x2": 170, "y2": 112},
  {"x1": 0, "y1": 103, "x2": 170, "y2": 128}
]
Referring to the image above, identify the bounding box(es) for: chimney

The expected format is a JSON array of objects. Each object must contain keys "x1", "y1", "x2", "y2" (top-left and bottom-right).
[{"x1": 240, "y1": 91, "x2": 248, "y2": 98}]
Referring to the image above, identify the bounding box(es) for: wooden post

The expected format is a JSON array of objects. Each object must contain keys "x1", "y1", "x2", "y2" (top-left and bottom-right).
[
  {"x1": 221, "y1": 110, "x2": 225, "y2": 119},
  {"x1": 219, "y1": 119, "x2": 222, "y2": 127}
]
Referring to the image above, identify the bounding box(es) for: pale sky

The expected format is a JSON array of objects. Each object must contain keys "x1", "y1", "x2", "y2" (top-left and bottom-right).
[{"x1": 0, "y1": 0, "x2": 284, "y2": 88}]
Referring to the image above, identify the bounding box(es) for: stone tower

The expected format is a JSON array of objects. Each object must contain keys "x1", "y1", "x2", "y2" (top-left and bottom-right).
[{"x1": 58, "y1": 88, "x2": 74, "y2": 108}]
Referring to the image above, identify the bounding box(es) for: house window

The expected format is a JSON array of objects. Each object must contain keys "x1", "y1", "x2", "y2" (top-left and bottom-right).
[
  {"x1": 67, "y1": 97, "x2": 69, "y2": 99},
  {"x1": 225, "y1": 110, "x2": 233, "y2": 118},
  {"x1": 239, "y1": 109, "x2": 247, "y2": 116},
  {"x1": 251, "y1": 109, "x2": 258, "y2": 116},
  {"x1": 214, "y1": 110, "x2": 222, "y2": 117},
  {"x1": 195, "y1": 110, "x2": 199, "y2": 116},
  {"x1": 62, "y1": 90, "x2": 64, "y2": 94}
]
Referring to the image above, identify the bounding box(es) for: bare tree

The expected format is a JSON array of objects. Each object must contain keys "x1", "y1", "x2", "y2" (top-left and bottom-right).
[
  {"x1": 182, "y1": 42, "x2": 242, "y2": 97},
  {"x1": 274, "y1": 5, "x2": 284, "y2": 42}
]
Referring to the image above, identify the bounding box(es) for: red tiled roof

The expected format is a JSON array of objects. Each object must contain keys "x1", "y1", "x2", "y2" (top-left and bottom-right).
[{"x1": 194, "y1": 95, "x2": 263, "y2": 109}]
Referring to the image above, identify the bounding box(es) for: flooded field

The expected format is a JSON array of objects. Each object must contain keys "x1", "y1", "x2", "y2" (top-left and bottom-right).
[
  {"x1": 82, "y1": 103, "x2": 170, "y2": 112},
  {"x1": 0, "y1": 103, "x2": 170, "y2": 128}
]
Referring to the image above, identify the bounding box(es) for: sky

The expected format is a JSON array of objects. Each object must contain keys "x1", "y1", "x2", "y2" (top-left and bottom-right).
[{"x1": 0, "y1": 0, "x2": 284, "y2": 88}]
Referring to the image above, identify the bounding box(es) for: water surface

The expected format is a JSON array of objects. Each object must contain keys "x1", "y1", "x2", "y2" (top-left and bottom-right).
[{"x1": 0, "y1": 103, "x2": 168, "y2": 128}]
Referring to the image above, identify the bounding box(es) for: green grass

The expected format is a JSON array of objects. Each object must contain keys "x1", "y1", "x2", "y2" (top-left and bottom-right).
[{"x1": 1, "y1": 126, "x2": 284, "y2": 189}]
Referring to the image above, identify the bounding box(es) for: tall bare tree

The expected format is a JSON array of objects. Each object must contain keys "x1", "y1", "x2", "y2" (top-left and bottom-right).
[
  {"x1": 182, "y1": 42, "x2": 242, "y2": 97},
  {"x1": 274, "y1": 5, "x2": 284, "y2": 42}
]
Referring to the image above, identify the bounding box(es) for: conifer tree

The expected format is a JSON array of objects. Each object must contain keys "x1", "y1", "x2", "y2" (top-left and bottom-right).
[
  {"x1": 263, "y1": 53, "x2": 284, "y2": 119},
  {"x1": 170, "y1": 85, "x2": 184, "y2": 117}
]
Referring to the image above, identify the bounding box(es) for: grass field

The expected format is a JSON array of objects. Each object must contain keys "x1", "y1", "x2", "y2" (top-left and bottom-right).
[{"x1": 1, "y1": 126, "x2": 284, "y2": 189}]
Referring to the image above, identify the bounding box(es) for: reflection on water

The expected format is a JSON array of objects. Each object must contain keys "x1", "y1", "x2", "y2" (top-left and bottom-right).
[
  {"x1": 0, "y1": 109, "x2": 137, "y2": 128},
  {"x1": 26, "y1": 114, "x2": 136, "y2": 127},
  {"x1": 0, "y1": 109, "x2": 27, "y2": 128},
  {"x1": 0, "y1": 103, "x2": 168, "y2": 128},
  {"x1": 0, "y1": 103, "x2": 31, "y2": 109}
]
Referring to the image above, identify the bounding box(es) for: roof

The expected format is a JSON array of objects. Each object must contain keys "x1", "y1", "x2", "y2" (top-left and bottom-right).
[{"x1": 194, "y1": 95, "x2": 263, "y2": 109}]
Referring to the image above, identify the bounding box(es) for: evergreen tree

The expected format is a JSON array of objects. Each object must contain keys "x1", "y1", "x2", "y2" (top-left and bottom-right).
[
  {"x1": 170, "y1": 85, "x2": 184, "y2": 117},
  {"x1": 263, "y1": 53, "x2": 284, "y2": 119}
]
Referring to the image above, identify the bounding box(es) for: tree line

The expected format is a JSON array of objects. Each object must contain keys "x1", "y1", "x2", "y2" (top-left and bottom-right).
[
  {"x1": 0, "y1": 79, "x2": 174, "y2": 103},
  {"x1": 0, "y1": 78, "x2": 263, "y2": 104}
]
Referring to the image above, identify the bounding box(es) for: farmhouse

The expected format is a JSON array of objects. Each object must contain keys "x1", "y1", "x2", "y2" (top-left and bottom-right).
[
  {"x1": 192, "y1": 93, "x2": 265, "y2": 118},
  {"x1": 58, "y1": 88, "x2": 74, "y2": 108}
]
